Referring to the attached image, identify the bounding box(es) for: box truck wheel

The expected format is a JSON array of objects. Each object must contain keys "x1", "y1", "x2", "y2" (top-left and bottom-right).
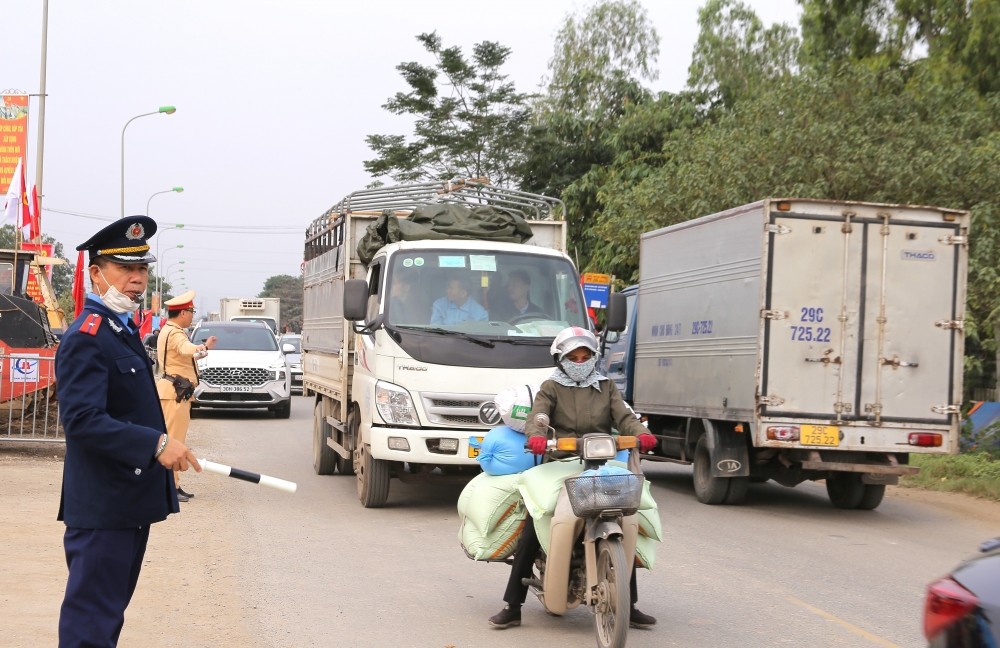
[
  {"x1": 826, "y1": 473, "x2": 865, "y2": 509},
  {"x1": 356, "y1": 443, "x2": 390, "y2": 508},
  {"x1": 313, "y1": 402, "x2": 337, "y2": 475},
  {"x1": 856, "y1": 484, "x2": 886, "y2": 510},
  {"x1": 337, "y1": 407, "x2": 357, "y2": 476},
  {"x1": 723, "y1": 476, "x2": 749, "y2": 505},
  {"x1": 693, "y1": 435, "x2": 729, "y2": 505}
]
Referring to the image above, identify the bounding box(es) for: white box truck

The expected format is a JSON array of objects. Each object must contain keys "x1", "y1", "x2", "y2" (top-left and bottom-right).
[
  {"x1": 611, "y1": 198, "x2": 969, "y2": 510},
  {"x1": 220, "y1": 297, "x2": 280, "y2": 334},
  {"x1": 301, "y1": 180, "x2": 586, "y2": 507}
]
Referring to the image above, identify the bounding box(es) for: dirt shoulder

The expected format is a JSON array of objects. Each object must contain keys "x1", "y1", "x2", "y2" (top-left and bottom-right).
[{"x1": 0, "y1": 428, "x2": 259, "y2": 648}]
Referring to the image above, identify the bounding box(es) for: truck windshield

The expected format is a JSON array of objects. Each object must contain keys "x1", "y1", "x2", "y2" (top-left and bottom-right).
[
  {"x1": 385, "y1": 250, "x2": 587, "y2": 339},
  {"x1": 192, "y1": 326, "x2": 278, "y2": 351}
]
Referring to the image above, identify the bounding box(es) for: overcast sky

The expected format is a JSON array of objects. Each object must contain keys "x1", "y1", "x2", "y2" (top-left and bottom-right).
[{"x1": 2, "y1": 0, "x2": 801, "y2": 314}]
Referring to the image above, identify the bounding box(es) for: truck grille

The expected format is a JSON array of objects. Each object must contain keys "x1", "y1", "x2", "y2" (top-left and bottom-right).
[
  {"x1": 420, "y1": 392, "x2": 496, "y2": 428},
  {"x1": 200, "y1": 367, "x2": 271, "y2": 387}
]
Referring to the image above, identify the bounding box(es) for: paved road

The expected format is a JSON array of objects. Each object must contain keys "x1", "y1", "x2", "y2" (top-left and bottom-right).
[{"x1": 183, "y1": 396, "x2": 998, "y2": 648}]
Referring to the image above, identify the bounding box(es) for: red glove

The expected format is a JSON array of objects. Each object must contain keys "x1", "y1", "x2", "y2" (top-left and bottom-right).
[
  {"x1": 638, "y1": 433, "x2": 657, "y2": 453},
  {"x1": 528, "y1": 436, "x2": 548, "y2": 455}
]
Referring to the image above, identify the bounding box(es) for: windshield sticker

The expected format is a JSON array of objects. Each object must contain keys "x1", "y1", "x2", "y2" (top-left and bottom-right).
[
  {"x1": 481, "y1": 275, "x2": 489, "y2": 287},
  {"x1": 414, "y1": 257, "x2": 424, "y2": 267},
  {"x1": 439, "y1": 256, "x2": 466, "y2": 268},
  {"x1": 469, "y1": 255, "x2": 497, "y2": 272},
  {"x1": 402, "y1": 258, "x2": 413, "y2": 268}
]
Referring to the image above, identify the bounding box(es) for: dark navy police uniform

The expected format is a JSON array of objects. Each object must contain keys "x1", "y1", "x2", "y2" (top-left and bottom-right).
[{"x1": 56, "y1": 217, "x2": 179, "y2": 648}]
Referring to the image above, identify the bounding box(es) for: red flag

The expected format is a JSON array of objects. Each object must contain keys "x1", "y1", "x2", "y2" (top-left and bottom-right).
[
  {"x1": 19, "y1": 162, "x2": 29, "y2": 237},
  {"x1": 72, "y1": 250, "x2": 86, "y2": 319},
  {"x1": 29, "y1": 185, "x2": 39, "y2": 240}
]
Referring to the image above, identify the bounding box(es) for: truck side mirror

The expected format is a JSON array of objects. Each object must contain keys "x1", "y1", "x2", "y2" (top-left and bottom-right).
[
  {"x1": 343, "y1": 279, "x2": 369, "y2": 321},
  {"x1": 605, "y1": 293, "x2": 627, "y2": 333}
]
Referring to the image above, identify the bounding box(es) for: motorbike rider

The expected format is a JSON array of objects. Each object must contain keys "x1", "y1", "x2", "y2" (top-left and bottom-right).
[{"x1": 488, "y1": 326, "x2": 659, "y2": 629}]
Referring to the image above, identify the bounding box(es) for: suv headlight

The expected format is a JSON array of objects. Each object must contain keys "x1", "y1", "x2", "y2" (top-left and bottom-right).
[
  {"x1": 375, "y1": 380, "x2": 420, "y2": 427},
  {"x1": 268, "y1": 364, "x2": 287, "y2": 381}
]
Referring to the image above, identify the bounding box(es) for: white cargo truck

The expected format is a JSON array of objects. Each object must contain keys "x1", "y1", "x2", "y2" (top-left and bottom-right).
[
  {"x1": 301, "y1": 180, "x2": 588, "y2": 507},
  {"x1": 220, "y1": 297, "x2": 280, "y2": 334},
  {"x1": 618, "y1": 198, "x2": 969, "y2": 510}
]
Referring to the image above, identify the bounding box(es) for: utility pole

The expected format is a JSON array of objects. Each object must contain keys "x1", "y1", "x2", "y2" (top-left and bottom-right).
[{"x1": 33, "y1": 0, "x2": 49, "y2": 241}]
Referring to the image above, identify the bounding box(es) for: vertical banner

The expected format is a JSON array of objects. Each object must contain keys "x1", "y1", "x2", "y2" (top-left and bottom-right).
[
  {"x1": 21, "y1": 243, "x2": 54, "y2": 305},
  {"x1": 0, "y1": 94, "x2": 29, "y2": 195}
]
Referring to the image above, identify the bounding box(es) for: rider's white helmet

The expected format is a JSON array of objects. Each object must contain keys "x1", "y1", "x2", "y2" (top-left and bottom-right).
[{"x1": 550, "y1": 326, "x2": 599, "y2": 364}]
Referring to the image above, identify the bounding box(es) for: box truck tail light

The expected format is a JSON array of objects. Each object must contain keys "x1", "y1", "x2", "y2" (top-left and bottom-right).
[
  {"x1": 924, "y1": 576, "x2": 978, "y2": 640},
  {"x1": 909, "y1": 433, "x2": 942, "y2": 447},
  {"x1": 766, "y1": 426, "x2": 799, "y2": 441}
]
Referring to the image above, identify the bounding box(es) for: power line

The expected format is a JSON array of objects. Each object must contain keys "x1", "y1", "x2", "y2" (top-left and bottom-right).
[{"x1": 43, "y1": 207, "x2": 306, "y2": 232}]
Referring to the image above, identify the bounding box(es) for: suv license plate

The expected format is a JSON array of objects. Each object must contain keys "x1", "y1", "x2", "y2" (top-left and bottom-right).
[
  {"x1": 801, "y1": 425, "x2": 839, "y2": 446},
  {"x1": 468, "y1": 437, "x2": 484, "y2": 458},
  {"x1": 220, "y1": 386, "x2": 252, "y2": 393}
]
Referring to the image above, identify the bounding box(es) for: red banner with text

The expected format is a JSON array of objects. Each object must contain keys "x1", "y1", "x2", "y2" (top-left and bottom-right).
[{"x1": 0, "y1": 94, "x2": 29, "y2": 195}]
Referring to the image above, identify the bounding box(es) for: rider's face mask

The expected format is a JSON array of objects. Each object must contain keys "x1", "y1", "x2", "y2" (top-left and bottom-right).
[
  {"x1": 96, "y1": 266, "x2": 142, "y2": 314},
  {"x1": 561, "y1": 355, "x2": 598, "y2": 383}
]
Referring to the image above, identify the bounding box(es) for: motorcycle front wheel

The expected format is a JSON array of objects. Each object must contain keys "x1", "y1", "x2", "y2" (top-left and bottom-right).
[{"x1": 593, "y1": 537, "x2": 630, "y2": 648}]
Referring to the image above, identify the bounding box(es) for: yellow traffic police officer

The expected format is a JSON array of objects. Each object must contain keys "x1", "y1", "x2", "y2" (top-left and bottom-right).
[{"x1": 56, "y1": 216, "x2": 201, "y2": 647}]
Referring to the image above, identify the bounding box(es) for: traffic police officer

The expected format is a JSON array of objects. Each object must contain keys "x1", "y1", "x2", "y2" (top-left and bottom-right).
[
  {"x1": 56, "y1": 216, "x2": 201, "y2": 647},
  {"x1": 157, "y1": 290, "x2": 216, "y2": 500}
]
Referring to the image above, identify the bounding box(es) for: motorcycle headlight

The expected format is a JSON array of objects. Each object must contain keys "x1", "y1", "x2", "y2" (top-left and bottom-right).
[
  {"x1": 375, "y1": 380, "x2": 420, "y2": 427},
  {"x1": 582, "y1": 436, "x2": 617, "y2": 460}
]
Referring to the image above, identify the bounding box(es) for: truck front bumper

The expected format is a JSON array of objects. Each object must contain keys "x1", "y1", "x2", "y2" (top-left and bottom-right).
[
  {"x1": 193, "y1": 381, "x2": 290, "y2": 408},
  {"x1": 368, "y1": 426, "x2": 484, "y2": 465}
]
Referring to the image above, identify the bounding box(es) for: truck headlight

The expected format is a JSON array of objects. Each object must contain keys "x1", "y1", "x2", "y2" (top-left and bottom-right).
[{"x1": 375, "y1": 380, "x2": 420, "y2": 427}]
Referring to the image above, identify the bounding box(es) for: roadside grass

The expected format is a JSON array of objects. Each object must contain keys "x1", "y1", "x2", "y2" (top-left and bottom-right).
[{"x1": 901, "y1": 452, "x2": 1000, "y2": 501}]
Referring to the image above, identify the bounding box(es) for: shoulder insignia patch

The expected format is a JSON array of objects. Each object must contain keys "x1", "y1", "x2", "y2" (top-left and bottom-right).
[{"x1": 81, "y1": 314, "x2": 102, "y2": 336}]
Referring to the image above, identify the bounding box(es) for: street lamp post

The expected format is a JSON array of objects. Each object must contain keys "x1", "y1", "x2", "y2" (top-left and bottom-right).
[
  {"x1": 121, "y1": 106, "x2": 176, "y2": 218},
  {"x1": 147, "y1": 187, "x2": 183, "y2": 217},
  {"x1": 156, "y1": 245, "x2": 183, "y2": 312}
]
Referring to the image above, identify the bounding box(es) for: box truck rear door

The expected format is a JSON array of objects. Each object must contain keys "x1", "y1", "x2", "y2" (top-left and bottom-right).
[
  {"x1": 761, "y1": 214, "x2": 864, "y2": 419},
  {"x1": 858, "y1": 217, "x2": 961, "y2": 424}
]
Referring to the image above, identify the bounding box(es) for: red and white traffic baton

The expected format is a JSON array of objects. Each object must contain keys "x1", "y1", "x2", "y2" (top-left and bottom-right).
[{"x1": 197, "y1": 459, "x2": 297, "y2": 493}]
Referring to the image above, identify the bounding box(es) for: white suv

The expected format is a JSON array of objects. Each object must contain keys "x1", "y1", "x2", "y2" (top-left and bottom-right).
[{"x1": 190, "y1": 322, "x2": 292, "y2": 418}]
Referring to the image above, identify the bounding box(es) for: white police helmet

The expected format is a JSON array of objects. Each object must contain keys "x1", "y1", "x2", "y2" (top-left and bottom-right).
[{"x1": 550, "y1": 326, "x2": 599, "y2": 364}]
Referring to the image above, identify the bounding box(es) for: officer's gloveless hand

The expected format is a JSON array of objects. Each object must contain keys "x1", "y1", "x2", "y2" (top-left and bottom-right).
[{"x1": 157, "y1": 436, "x2": 202, "y2": 474}]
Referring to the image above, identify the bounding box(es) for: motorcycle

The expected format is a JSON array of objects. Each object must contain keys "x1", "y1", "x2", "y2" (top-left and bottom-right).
[{"x1": 523, "y1": 413, "x2": 643, "y2": 648}]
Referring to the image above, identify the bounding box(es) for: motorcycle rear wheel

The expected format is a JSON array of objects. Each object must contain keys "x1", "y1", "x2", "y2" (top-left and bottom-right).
[{"x1": 593, "y1": 537, "x2": 630, "y2": 648}]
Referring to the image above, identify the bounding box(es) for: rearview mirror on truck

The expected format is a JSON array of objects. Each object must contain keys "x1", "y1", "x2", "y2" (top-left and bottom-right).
[
  {"x1": 605, "y1": 293, "x2": 627, "y2": 333},
  {"x1": 343, "y1": 279, "x2": 369, "y2": 321}
]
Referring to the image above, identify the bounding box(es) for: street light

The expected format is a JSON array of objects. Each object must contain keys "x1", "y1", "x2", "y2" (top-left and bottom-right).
[
  {"x1": 121, "y1": 106, "x2": 177, "y2": 218},
  {"x1": 146, "y1": 187, "x2": 183, "y2": 217},
  {"x1": 156, "y1": 245, "x2": 183, "y2": 311}
]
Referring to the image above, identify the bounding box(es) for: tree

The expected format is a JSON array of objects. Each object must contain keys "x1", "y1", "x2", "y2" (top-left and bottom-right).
[
  {"x1": 797, "y1": 0, "x2": 908, "y2": 69},
  {"x1": 364, "y1": 32, "x2": 530, "y2": 188},
  {"x1": 688, "y1": 0, "x2": 800, "y2": 108},
  {"x1": 259, "y1": 274, "x2": 303, "y2": 333}
]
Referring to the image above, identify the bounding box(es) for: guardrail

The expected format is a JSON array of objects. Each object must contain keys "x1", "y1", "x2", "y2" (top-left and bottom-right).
[{"x1": 0, "y1": 353, "x2": 63, "y2": 442}]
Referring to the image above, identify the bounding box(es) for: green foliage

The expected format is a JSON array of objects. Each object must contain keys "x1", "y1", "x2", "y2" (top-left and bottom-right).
[
  {"x1": 902, "y1": 452, "x2": 1000, "y2": 501},
  {"x1": 797, "y1": 0, "x2": 908, "y2": 69},
  {"x1": 364, "y1": 32, "x2": 530, "y2": 188},
  {"x1": 259, "y1": 274, "x2": 303, "y2": 333},
  {"x1": 688, "y1": 0, "x2": 800, "y2": 108}
]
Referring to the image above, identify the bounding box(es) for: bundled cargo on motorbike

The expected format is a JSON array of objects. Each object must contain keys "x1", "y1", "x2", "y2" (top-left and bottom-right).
[{"x1": 457, "y1": 472, "x2": 526, "y2": 561}]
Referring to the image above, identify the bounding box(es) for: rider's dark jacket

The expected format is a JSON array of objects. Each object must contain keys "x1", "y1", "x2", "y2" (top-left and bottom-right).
[{"x1": 523, "y1": 377, "x2": 646, "y2": 448}]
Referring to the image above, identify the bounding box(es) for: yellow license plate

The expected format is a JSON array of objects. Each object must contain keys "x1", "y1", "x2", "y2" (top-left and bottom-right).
[
  {"x1": 801, "y1": 425, "x2": 839, "y2": 446},
  {"x1": 468, "y1": 437, "x2": 484, "y2": 458}
]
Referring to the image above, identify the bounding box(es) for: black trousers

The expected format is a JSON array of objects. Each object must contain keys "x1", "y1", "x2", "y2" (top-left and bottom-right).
[
  {"x1": 504, "y1": 515, "x2": 638, "y2": 606},
  {"x1": 59, "y1": 526, "x2": 150, "y2": 648}
]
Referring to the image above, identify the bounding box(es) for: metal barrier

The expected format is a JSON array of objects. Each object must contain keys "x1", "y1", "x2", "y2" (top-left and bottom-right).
[{"x1": 0, "y1": 352, "x2": 63, "y2": 442}]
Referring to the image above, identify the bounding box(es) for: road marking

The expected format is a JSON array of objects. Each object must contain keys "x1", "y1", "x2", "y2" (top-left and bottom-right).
[{"x1": 786, "y1": 597, "x2": 902, "y2": 648}]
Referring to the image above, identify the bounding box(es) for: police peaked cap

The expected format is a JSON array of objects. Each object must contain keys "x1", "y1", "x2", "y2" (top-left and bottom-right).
[{"x1": 77, "y1": 216, "x2": 157, "y2": 264}]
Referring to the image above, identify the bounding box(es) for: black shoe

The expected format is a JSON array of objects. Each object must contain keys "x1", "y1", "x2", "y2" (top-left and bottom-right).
[
  {"x1": 630, "y1": 606, "x2": 657, "y2": 628},
  {"x1": 488, "y1": 605, "x2": 521, "y2": 628},
  {"x1": 177, "y1": 487, "x2": 195, "y2": 499},
  {"x1": 176, "y1": 492, "x2": 190, "y2": 503}
]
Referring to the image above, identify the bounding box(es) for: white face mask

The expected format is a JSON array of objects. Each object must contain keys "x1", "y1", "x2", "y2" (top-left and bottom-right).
[{"x1": 96, "y1": 267, "x2": 142, "y2": 314}]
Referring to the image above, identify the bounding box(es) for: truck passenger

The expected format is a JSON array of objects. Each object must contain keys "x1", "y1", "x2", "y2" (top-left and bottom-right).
[
  {"x1": 492, "y1": 270, "x2": 547, "y2": 321},
  {"x1": 430, "y1": 276, "x2": 488, "y2": 325},
  {"x1": 389, "y1": 272, "x2": 419, "y2": 324}
]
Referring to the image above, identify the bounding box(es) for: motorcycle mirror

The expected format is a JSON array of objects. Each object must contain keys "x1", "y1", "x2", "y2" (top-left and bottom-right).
[{"x1": 534, "y1": 413, "x2": 550, "y2": 428}]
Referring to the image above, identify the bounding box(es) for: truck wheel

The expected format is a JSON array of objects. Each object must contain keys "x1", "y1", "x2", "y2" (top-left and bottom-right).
[
  {"x1": 692, "y1": 435, "x2": 728, "y2": 505},
  {"x1": 312, "y1": 402, "x2": 336, "y2": 475},
  {"x1": 337, "y1": 408, "x2": 357, "y2": 476},
  {"x1": 826, "y1": 473, "x2": 865, "y2": 509},
  {"x1": 273, "y1": 399, "x2": 291, "y2": 419},
  {"x1": 723, "y1": 476, "x2": 749, "y2": 505},
  {"x1": 856, "y1": 484, "x2": 886, "y2": 510},
  {"x1": 357, "y1": 443, "x2": 390, "y2": 508}
]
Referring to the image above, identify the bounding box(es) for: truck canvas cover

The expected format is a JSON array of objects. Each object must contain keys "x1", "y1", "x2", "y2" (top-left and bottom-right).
[{"x1": 356, "y1": 204, "x2": 534, "y2": 265}]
